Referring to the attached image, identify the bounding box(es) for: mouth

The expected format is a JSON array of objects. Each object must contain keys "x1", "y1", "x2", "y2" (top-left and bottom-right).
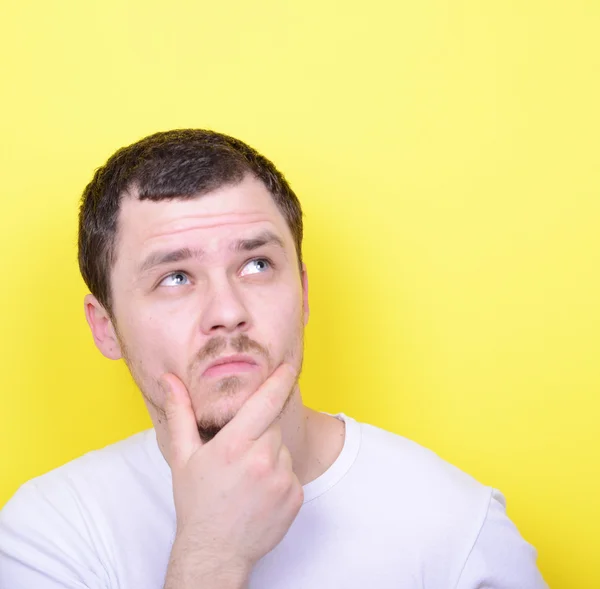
[{"x1": 202, "y1": 354, "x2": 259, "y2": 378}]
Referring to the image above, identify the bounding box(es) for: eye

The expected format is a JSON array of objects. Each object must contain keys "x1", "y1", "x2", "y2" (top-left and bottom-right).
[
  {"x1": 158, "y1": 272, "x2": 190, "y2": 287},
  {"x1": 240, "y1": 258, "x2": 272, "y2": 276}
]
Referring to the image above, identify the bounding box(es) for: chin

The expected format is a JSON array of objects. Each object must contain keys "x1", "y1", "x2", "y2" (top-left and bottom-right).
[
  {"x1": 214, "y1": 374, "x2": 249, "y2": 394},
  {"x1": 195, "y1": 380, "x2": 255, "y2": 443},
  {"x1": 199, "y1": 375, "x2": 258, "y2": 416},
  {"x1": 195, "y1": 374, "x2": 294, "y2": 444}
]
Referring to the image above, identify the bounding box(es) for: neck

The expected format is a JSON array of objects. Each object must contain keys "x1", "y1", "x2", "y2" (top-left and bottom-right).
[
  {"x1": 277, "y1": 387, "x2": 312, "y2": 484},
  {"x1": 278, "y1": 387, "x2": 346, "y2": 486}
]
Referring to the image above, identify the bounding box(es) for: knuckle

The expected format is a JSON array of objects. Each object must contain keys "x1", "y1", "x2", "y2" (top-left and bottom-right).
[
  {"x1": 272, "y1": 472, "x2": 294, "y2": 495},
  {"x1": 250, "y1": 450, "x2": 275, "y2": 478},
  {"x1": 220, "y1": 439, "x2": 243, "y2": 463}
]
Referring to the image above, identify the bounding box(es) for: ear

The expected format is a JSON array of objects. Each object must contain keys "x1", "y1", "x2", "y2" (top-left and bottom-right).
[
  {"x1": 301, "y1": 262, "x2": 310, "y2": 326},
  {"x1": 84, "y1": 294, "x2": 123, "y2": 360}
]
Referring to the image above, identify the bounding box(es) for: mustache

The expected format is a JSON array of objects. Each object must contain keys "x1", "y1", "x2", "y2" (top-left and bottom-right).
[{"x1": 188, "y1": 334, "x2": 270, "y2": 373}]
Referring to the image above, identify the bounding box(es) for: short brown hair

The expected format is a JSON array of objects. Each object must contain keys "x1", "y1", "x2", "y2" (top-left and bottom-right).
[{"x1": 78, "y1": 129, "x2": 304, "y2": 317}]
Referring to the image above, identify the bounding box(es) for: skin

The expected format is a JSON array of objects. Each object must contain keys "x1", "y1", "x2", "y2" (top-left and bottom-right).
[{"x1": 84, "y1": 173, "x2": 345, "y2": 488}]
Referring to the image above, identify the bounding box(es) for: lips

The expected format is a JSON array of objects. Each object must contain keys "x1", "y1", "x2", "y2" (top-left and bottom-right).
[{"x1": 202, "y1": 354, "x2": 258, "y2": 377}]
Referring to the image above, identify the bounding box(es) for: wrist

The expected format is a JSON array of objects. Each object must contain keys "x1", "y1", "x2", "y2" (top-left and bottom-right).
[{"x1": 165, "y1": 533, "x2": 251, "y2": 589}]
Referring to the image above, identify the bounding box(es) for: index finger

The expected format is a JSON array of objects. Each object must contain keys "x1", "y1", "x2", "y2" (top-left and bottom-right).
[{"x1": 221, "y1": 362, "x2": 298, "y2": 443}]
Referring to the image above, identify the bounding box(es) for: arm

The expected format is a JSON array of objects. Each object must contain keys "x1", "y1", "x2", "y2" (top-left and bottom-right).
[
  {"x1": 455, "y1": 489, "x2": 549, "y2": 589},
  {"x1": 163, "y1": 533, "x2": 250, "y2": 589}
]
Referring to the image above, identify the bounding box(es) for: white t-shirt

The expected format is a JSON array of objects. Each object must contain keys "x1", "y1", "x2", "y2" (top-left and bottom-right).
[{"x1": 0, "y1": 413, "x2": 547, "y2": 588}]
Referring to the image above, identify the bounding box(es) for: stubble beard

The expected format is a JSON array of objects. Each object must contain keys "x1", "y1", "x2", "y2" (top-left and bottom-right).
[
  {"x1": 191, "y1": 328, "x2": 305, "y2": 443},
  {"x1": 118, "y1": 321, "x2": 305, "y2": 445}
]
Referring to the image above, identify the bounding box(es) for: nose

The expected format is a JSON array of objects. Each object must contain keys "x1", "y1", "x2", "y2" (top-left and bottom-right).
[{"x1": 199, "y1": 275, "x2": 251, "y2": 335}]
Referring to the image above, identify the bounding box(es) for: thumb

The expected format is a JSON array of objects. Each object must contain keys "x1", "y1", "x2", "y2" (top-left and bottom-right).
[{"x1": 158, "y1": 372, "x2": 203, "y2": 469}]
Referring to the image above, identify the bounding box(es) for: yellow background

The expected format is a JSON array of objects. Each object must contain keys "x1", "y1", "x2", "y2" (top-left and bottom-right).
[{"x1": 1, "y1": 1, "x2": 598, "y2": 586}]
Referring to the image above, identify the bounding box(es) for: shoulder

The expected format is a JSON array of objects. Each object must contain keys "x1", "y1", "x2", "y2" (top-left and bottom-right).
[
  {"x1": 340, "y1": 416, "x2": 494, "y2": 549},
  {"x1": 349, "y1": 418, "x2": 490, "y2": 550},
  {"x1": 0, "y1": 428, "x2": 164, "y2": 552},
  {"x1": 355, "y1": 418, "x2": 491, "y2": 506},
  {"x1": 346, "y1": 417, "x2": 547, "y2": 586},
  {"x1": 0, "y1": 429, "x2": 167, "y2": 588},
  {"x1": 6, "y1": 428, "x2": 160, "y2": 504},
  {"x1": 454, "y1": 488, "x2": 548, "y2": 588}
]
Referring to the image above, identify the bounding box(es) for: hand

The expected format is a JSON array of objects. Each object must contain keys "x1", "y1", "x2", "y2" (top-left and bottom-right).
[{"x1": 157, "y1": 363, "x2": 304, "y2": 582}]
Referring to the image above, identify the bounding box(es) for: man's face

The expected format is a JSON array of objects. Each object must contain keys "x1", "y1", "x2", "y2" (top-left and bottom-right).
[{"x1": 102, "y1": 175, "x2": 308, "y2": 442}]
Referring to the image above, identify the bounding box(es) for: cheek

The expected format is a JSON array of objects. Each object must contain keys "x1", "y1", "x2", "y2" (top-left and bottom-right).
[
  {"x1": 117, "y1": 309, "x2": 189, "y2": 375},
  {"x1": 261, "y1": 290, "x2": 304, "y2": 345}
]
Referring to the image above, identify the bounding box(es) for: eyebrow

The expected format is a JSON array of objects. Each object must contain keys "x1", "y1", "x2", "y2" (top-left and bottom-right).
[
  {"x1": 137, "y1": 230, "x2": 286, "y2": 275},
  {"x1": 232, "y1": 230, "x2": 286, "y2": 254}
]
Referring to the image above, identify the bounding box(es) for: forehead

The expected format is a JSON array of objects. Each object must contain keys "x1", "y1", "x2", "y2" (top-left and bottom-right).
[{"x1": 115, "y1": 175, "x2": 292, "y2": 259}]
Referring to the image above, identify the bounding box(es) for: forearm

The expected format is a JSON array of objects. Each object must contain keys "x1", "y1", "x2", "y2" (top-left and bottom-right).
[{"x1": 163, "y1": 535, "x2": 251, "y2": 589}]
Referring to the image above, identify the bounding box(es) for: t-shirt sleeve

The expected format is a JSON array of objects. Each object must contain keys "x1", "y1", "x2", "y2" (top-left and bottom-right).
[
  {"x1": 454, "y1": 488, "x2": 549, "y2": 589},
  {"x1": 0, "y1": 480, "x2": 108, "y2": 589}
]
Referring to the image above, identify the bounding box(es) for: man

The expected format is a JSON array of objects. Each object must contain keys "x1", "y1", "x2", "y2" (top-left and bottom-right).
[{"x1": 0, "y1": 129, "x2": 547, "y2": 588}]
